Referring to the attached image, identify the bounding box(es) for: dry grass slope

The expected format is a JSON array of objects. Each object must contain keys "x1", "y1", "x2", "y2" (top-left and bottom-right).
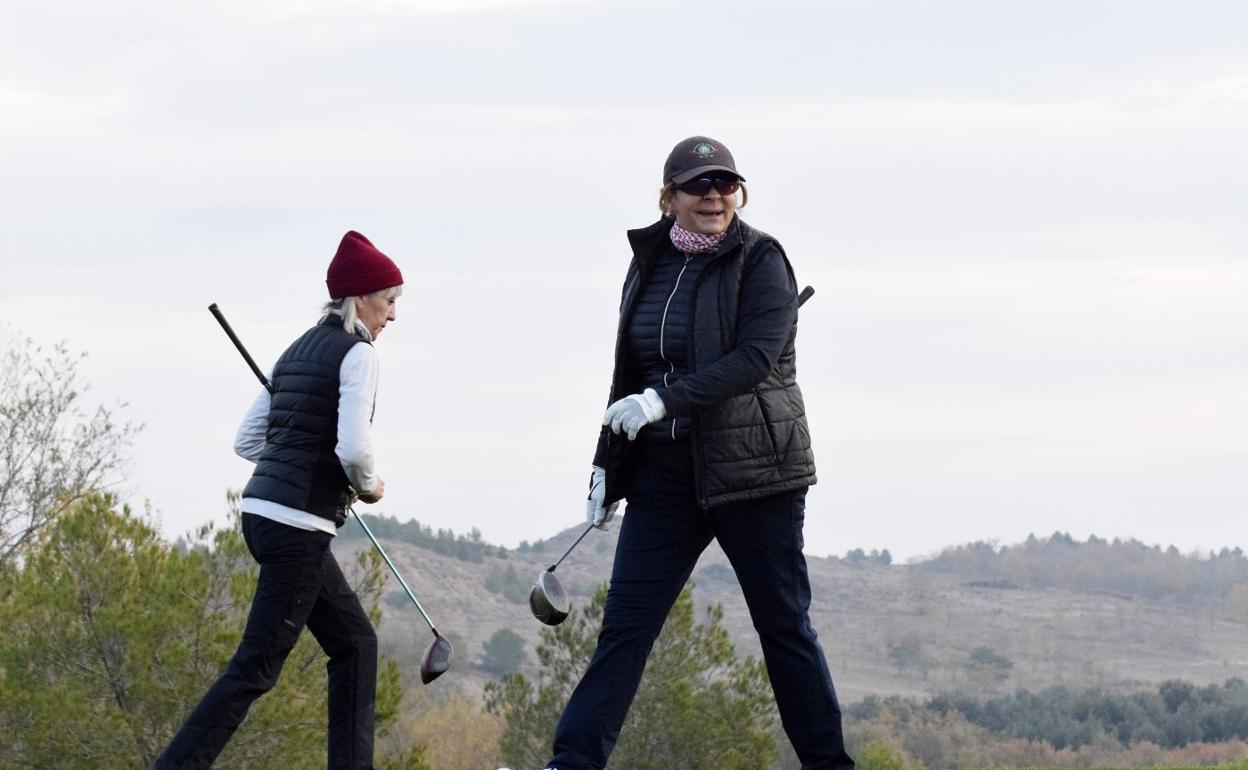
[{"x1": 333, "y1": 524, "x2": 1248, "y2": 705}]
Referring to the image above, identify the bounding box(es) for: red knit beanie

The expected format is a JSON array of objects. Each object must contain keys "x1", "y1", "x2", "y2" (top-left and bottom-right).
[{"x1": 326, "y1": 231, "x2": 403, "y2": 298}]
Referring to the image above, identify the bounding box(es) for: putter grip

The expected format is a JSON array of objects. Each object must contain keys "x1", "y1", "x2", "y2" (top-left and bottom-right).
[
  {"x1": 208, "y1": 303, "x2": 273, "y2": 394},
  {"x1": 798, "y1": 285, "x2": 815, "y2": 307}
]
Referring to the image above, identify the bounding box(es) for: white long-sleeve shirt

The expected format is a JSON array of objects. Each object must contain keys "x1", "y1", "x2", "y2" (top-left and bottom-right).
[{"x1": 234, "y1": 336, "x2": 380, "y2": 534}]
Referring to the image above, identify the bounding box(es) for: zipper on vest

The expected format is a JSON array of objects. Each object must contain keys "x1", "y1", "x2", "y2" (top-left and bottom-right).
[{"x1": 660, "y1": 253, "x2": 693, "y2": 440}]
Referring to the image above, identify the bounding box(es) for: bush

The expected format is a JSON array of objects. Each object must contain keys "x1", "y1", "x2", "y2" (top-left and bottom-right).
[
  {"x1": 479, "y1": 628, "x2": 528, "y2": 677},
  {"x1": 857, "y1": 741, "x2": 916, "y2": 770}
]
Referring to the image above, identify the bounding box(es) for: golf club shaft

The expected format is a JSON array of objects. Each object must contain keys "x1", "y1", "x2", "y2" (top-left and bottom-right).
[
  {"x1": 209, "y1": 303, "x2": 274, "y2": 394},
  {"x1": 208, "y1": 302, "x2": 441, "y2": 635},
  {"x1": 350, "y1": 505, "x2": 439, "y2": 634},
  {"x1": 550, "y1": 522, "x2": 595, "y2": 572}
]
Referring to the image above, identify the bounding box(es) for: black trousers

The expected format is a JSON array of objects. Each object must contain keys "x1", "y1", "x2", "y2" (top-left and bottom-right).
[
  {"x1": 549, "y1": 444, "x2": 855, "y2": 770},
  {"x1": 156, "y1": 513, "x2": 378, "y2": 770}
]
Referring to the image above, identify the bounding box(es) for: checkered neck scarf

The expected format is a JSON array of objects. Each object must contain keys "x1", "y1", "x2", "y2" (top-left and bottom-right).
[{"x1": 669, "y1": 222, "x2": 727, "y2": 254}]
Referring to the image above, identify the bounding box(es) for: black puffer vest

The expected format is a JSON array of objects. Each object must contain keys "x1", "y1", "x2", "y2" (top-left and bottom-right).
[
  {"x1": 626, "y1": 243, "x2": 714, "y2": 442},
  {"x1": 594, "y1": 216, "x2": 816, "y2": 508},
  {"x1": 242, "y1": 317, "x2": 369, "y2": 526}
]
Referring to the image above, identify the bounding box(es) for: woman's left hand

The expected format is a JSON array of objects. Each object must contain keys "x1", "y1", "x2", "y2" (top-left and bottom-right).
[
  {"x1": 603, "y1": 388, "x2": 667, "y2": 440},
  {"x1": 358, "y1": 476, "x2": 385, "y2": 503},
  {"x1": 586, "y1": 466, "x2": 619, "y2": 530}
]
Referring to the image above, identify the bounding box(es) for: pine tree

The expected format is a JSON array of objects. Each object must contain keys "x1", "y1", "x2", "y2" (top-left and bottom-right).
[
  {"x1": 484, "y1": 584, "x2": 777, "y2": 770},
  {"x1": 0, "y1": 493, "x2": 413, "y2": 769}
]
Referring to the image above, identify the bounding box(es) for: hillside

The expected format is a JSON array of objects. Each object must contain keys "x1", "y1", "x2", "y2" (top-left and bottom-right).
[{"x1": 332, "y1": 523, "x2": 1248, "y2": 704}]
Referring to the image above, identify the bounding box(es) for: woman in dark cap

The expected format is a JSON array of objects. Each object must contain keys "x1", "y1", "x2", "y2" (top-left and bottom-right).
[
  {"x1": 546, "y1": 137, "x2": 854, "y2": 770},
  {"x1": 156, "y1": 231, "x2": 403, "y2": 770}
]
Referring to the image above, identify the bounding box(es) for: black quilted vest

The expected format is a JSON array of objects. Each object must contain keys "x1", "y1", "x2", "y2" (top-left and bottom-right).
[
  {"x1": 626, "y1": 242, "x2": 714, "y2": 442},
  {"x1": 242, "y1": 317, "x2": 369, "y2": 526},
  {"x1": 594, "y1": 216, "x2": 817, "y2": 508}
]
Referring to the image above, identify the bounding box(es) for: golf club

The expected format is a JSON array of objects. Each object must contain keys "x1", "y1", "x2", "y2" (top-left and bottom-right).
[
  {"x1": 529, "y1": 521, "x2": 595, "y2": 626},
  {"x1": 349, "y1": 504, "x2": 453, "y2": 683},
  {"x1": 208, "y1": 302, "x2": 453, "y2": 684}
]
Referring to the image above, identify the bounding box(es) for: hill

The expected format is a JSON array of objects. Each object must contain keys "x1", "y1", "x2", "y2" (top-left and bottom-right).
[{"x1": 333, "y1": 521, "x2": 1248, "y2": 703}]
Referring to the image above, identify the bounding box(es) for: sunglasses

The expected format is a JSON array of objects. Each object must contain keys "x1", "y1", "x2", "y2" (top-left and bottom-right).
[{"x1": 677, "y1": 176, "x2": 740, "y2": 196}]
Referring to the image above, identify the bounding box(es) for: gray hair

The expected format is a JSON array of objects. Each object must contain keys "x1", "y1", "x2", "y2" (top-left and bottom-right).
[{"x1": 322, "y1": 284, "x2": 403, "y2": 339}]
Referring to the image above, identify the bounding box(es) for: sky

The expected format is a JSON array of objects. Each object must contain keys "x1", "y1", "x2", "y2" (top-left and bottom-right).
[{"x1": 1, "y1": 0, "x2": 1245, "y2": 562}]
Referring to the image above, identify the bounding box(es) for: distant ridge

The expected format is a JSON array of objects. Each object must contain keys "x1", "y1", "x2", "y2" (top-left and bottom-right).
[{"x1": 334, "y1": 519, "x2": 1248, "y2": 702}]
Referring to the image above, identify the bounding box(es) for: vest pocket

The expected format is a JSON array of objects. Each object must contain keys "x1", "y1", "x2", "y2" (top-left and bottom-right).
[{"x1": 754, "y1": 388, "x2": 782, "y2": 464}]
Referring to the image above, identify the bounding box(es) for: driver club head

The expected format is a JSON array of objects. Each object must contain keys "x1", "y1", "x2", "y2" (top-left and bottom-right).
[
  {"x1": 529, "y1": 569, "x2": 570, "y2": 626},
  {"x1": 420, "y1": 633, "x2": 454, "y2": 684}
]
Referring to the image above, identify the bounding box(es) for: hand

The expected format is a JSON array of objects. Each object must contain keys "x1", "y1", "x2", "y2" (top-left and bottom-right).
[
  {"x1": 586, "y1": 466, "x2": 619, "y2": 531},
  {"x1": 358, "y1": 477, "x2": 385, "y2": 504},
  {"x1": 602, "y1": 388, "x2": 667, "y2": 441}
]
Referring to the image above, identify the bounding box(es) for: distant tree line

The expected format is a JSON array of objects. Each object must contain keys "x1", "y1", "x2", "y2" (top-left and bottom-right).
[
  {"x1": 844, "y1": 547, "x2": 892, "y2": 566},
  {"x1": 340, "y1": 512, "x2": 508, "y2": 563},
  {"x1": 844, "y1": 690, "x2": 1248, "y2": 769},
  {"x1": 921, "y1": 531, "x2": 1248, "y2": 607},
  {"x1": 851, "y1": 678, "x2": 1248, "y2": 753}
]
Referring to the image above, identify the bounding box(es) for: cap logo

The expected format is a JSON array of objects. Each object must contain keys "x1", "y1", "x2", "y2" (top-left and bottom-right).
[{"x1": 692, "y1": 142, "x2": 716, "y2": 159}]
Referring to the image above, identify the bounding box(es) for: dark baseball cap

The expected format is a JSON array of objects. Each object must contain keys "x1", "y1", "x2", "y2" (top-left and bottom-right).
[{"x1": 663, "y1": 136, "x2": 745, "y2": 184}]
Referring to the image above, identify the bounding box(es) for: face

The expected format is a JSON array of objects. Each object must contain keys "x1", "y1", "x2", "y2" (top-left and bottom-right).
[
  {"x1": 355, "y1": 289, "x2": 398, "y2": 339},
  {"x1": 668, "y1": 177, "x2": 739, "y2": 235}
]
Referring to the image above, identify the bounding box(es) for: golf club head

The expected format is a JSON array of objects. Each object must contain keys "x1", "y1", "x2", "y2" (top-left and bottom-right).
[
  {"x1": 529, "y1": 568, "x2": 570, "y2": 626},
  {"x1": 420, "y1": 633, "x2": 453, "y2": 684}
]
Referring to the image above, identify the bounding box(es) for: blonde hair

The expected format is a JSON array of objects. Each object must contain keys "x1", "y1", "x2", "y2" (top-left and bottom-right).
[
  {"x1": 658, "y1": 181, "x2": 748, "y2": 216},
  {"x1": 322, "y1": 284, "x2": 403, "y2": 337}
]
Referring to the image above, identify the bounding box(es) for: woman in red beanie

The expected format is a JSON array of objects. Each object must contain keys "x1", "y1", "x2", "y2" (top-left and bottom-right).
[{"x1": 157, "y1": 231, "x2": 403, "y2": 770}]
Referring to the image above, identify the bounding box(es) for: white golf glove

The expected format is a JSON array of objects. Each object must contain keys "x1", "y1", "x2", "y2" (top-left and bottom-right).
[
  {"x1": 586, "y1": 465, "x2": 619, "y2": 530},
  {"x1": 603, "y1": 388, "x2": 667, "y2": 441}
]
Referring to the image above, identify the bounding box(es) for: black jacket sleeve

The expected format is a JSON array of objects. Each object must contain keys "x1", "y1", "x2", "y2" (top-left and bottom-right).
[
  {"x1": 659, "y1": 243, "x2": 797, "y2": 417},
  {"x1": 592, "y1": 425, "x2": 609, "y2": 468}
]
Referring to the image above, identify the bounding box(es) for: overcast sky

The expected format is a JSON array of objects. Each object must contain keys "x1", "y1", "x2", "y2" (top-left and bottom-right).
[{"x1": 2, "y1": 0, "x2": 1244, "y2": 561}]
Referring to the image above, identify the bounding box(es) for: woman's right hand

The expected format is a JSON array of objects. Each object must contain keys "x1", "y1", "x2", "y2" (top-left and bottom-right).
[{"x1": 359, "y1": 476, "x2": 385, "y2": 504}]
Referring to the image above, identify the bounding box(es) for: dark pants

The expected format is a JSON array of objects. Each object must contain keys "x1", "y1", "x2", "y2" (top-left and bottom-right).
[
  {"x1": 156, "y1": 513, "x2": 378, "y2": 770},
  {"x1": 549, "y1": 445, "x2": 854, "y2": 770}
]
